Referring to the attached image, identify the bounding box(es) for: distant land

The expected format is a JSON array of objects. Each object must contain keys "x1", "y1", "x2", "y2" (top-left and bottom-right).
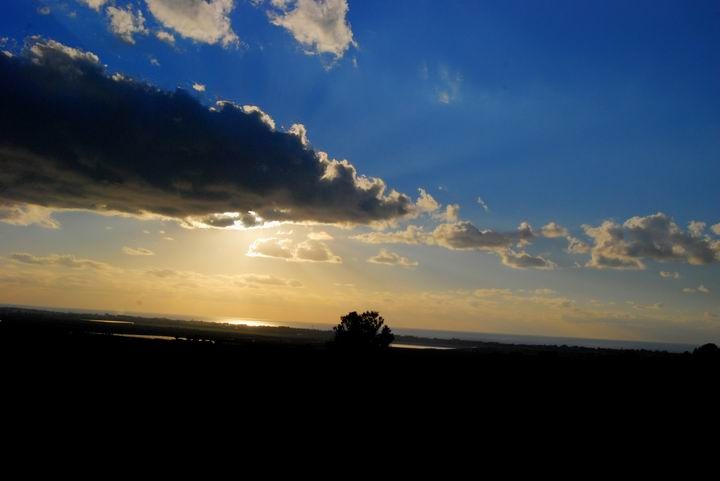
[
  {"x1": 0, "y1": 304, "x2": 700, "y2": 354},
  {"x1": 4, "y1": 304, "x2": 720, "y2": 408}
]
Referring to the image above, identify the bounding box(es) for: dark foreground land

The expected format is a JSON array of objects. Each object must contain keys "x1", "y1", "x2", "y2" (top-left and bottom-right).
[
  {"x1": 3, "y1": 305, "x2": 720, "y2": 437},
  {"x1": 4, "y1": 307, "x2": 715, "y2": 460},
  {"x1": 2, "y1": 306, "x2": 717, "y2": 387}
]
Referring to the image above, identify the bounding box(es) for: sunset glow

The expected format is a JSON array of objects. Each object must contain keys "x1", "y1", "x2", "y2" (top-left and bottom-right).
[{"x1": 1, "y1": 0, "x2": 719, "y2": 347}]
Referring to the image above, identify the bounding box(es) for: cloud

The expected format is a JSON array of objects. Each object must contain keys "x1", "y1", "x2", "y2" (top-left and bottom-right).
[
  {"x1": 443, "y1": 204, "x2": 460, "y2": 223},
  {"x1": 540, "y1": 222, "x2": 569, "y2": 238},
  {"x1": 352, "y1": 220, "x2": 554, "y2": 269},
  {"x1": 27, "y1": 37, "x2": 100, "y2": 65},
  {"x1": 712, "y1": 223, "x2": 720, "y2": 236},
  {"x1": 583, "y1": 213, "x2": 720, "y2": 270},
  {"x1": 626, "y1": 301, "x2": 663, "y2": 311},
  {"x1": 307, "y1": 231, "x2": 333, "y2": 240},
  {"x1": 155, "y1": 30, "x2": 176, "y2": 45},
  {"x1": 146, "y1": 268, "x2": 302, "y2": 288},
  {"x1": 247, "y1": 237, "x2": 341, "y2": 263},
  {"x1": 0, "y1": 202, "x2": 60, "y2": 228},
  {"x1": 436, "y1": 65, "x2": 462, "y2": 104},
  {"x1": 566, "y1": 236, "x2": 590, "y2": 254},
  {"x1": 78, "y1": 0, "x2": 108, "y2": 12},
  {"x1": 476, "y1": 197, "x2": 489, "y2": 212},
  {"x1": 471, "y1": 288, "x2": 573, "y2": 309},
  {"x1": 239, "y1": 104, "x2": 276, "y2": 130},
  {"x1": 192, "y1": 82, "x2": 206, "y2": 92},
  {"x1": 146, "y1": 268, "x2": 177, "y2": 278},
  {"x1": 659, "y1": 271, "x2": 680, "y2": 279},
  {"x1": 431, "y1": 221, "x2": 534, "y2": 251},
  {"x1": 144, "y1": 0, "x2": 239, "y2": 47},
  {"x1": 688, "y1": 221, "x2": 706, "y2": 237},
  {"x1": 683, "y1": 285, "x2": 710, "y2": 294},
  {"x1": 9, "y1": 252, "x2": 113, "y2": 270},
  {"x1": 294, "y1": 239, "x2": 341, "y2": 262},
  {"x1": 38, "y1": 6, "x2": 52, "y2": 15},
  {"x1": 235, "y1": 274, "x2": 302, "y2": 288},
  {"x1": 268, "y1": 0, "x2": 356, "y2": 59},
  {"x1": 122, "y1": 246, "x2": 155, "y2": 256},
  {"x1": 368, "y1": 249, "x2": 418, "y2": 268},
  {"x1": 0, "y1": 38, "x2": 419, "y2": 229},
  {"x1": 415, "y1": 188, "x2": 440, "y2": 214},
  {"x1": 498, "y1": 250, "x2": 556, "y2": 270},
  {"x1": 351, "y1": 225, "x2": 429, "y2": 246},
  {"x1": 106, "y1": 5, "x2": 148, "y2": 44}
]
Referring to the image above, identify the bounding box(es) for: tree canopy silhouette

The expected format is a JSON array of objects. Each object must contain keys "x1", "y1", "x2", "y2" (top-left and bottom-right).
[
  {"x1": 693, "y1": 343, "x2": 720, "y2": 359},
  {"x1": 331, "y1": 311, "x2": 395, "y2": 350}
]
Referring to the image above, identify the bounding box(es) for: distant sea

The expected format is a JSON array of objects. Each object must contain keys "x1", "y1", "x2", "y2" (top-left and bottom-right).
[{"x1": 1, "y1": 303, "x2": 698, "y2": 353}]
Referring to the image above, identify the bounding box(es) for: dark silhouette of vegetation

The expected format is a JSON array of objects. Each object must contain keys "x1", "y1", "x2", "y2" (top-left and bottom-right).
[
  {"x1": 331, "y1": 311, "x2": 395, "y2": 350},
  {"x1": 693, "y1": 343, "x2": 720, "y2": 359}
]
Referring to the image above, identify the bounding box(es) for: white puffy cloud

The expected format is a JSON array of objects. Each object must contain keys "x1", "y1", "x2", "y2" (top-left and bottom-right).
[
  {"x1": 107, "y1": 5, "x2": 148, "y2": 44},
  {"x1": 566, "y1": 236, "x2": 590, "y2": 254},
  {"x1": 415, "y1": 188, "x2": 440, "y2": 214},
  {"x1": 144, "y1": 0, "x2": 239, "y2": 47},
  {"x1": 431, "y1": 221, "x2": 534, "y2": 251},
  {"x1": 368, "y1": 249, "x2": 418, "y2": 268},
  {"x1": 498, "y1": 250, "x2": 556, "y2": 270},
  {"x1": 443, "y1": 204, "x2": 460, "y2": 223},
  {"x1": 27, "y1": 37, "x2": 100, "y2": 65},
  {"x1": 295, "y1": 239, "x2": 341, "y2": 262},
  {"x1": 192, "y1": 82, "x2": 206, "y2": 92},
  {"x1": 583, "y1": 213, "x2": 720, "y2": 270},
  {"x1": 540, "y1": 222, "x2": 569, "y2": 238},
  {"x1": 239, "y1": 104, "x2": 276, "y2": 130},
  {"x1": 288, "y1": 123, "x2": 309, "y2": 146},
  {"x1": 688, "y1": 221, "x2": 706, "y2": 237},
  {"x1": 711, "y1": 223, "x2": 720, "y2": 236},
  {"x1": 352, "y1": 220, "x2": 554, "y2": 269},
  {"x1": 268, "y1": 0, "x2": 356, "y2": 59},
  {"x1": 122, "y1": 246, "x2": 155, "y2": 256},
  {"x1": 659, "y1": 271, "x2": 680, "y2": 279},
  {"x1": 78, "y1": 0, "x2": 108, "y2": 12},
  {"x1": 247, "y1": 237, "x2": 341, "y2": 263},
  {"x1": 351, "y1": 224, "x2": 429, "y2": 246},
  {"x1": 155, "y1": 30, "x2": 176, "y2": 44}
]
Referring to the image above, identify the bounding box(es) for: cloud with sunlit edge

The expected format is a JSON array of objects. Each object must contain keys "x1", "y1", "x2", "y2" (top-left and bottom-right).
[{"x1": 0, "y1": 37, "x2": 434, "y2": 231}]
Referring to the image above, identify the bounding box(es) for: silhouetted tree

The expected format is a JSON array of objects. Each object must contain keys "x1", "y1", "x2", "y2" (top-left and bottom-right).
[
  {"x1": 331, "y1": 311, "x2": 394, "y2": 350},
  {"x1": 693, "y1": 343, "x2": 720, "y2": 359}
]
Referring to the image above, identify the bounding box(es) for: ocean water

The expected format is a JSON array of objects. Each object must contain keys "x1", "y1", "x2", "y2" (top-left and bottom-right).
[{"x1": 1, "y1": 303, "x2": 699, "y2": 353}]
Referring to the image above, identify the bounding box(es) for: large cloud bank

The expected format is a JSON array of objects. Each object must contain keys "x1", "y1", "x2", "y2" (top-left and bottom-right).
[{"x1": 0, "y1": 38, "x2": 420, "y2": 229}]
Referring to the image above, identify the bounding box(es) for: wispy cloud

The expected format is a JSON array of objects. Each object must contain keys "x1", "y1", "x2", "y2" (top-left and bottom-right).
[
  {"x1": 122, "y1": 247, "x2": 155, "y2": 256},
  {"x1": 368, "y1": 249, "x2": 418, "y2": 268}
]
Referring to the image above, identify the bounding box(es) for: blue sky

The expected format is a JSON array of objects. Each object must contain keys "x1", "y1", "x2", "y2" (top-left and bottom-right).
[{"x1": 1, "y1": 1, "x2": 719, "y2": 343}]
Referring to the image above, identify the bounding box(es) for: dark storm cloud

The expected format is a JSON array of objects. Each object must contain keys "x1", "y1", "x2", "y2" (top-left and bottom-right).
[{"x1": 0, "y1": 38, "x2": 417, "y2": 228}]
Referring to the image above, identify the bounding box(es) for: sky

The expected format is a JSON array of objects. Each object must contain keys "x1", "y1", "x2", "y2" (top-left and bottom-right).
[{"x1": 1, "y1": 0, "x2": 719, "y2": 344}]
